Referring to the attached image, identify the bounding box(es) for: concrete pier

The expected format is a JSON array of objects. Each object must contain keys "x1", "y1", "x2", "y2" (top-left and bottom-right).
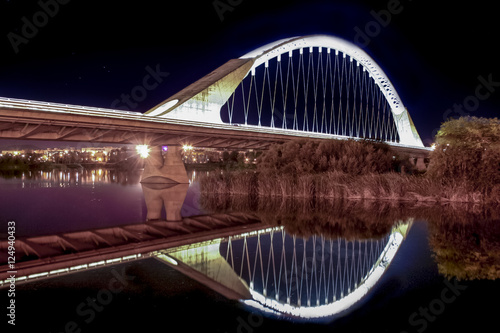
[{"x1": 141, "y1": 145, "x2": 189, "y2": 185}]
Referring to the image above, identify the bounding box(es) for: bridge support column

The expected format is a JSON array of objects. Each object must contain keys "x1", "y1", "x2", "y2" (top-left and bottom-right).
[
  {"x1": 141, "y1": 145, "x2": 189, "y2": 184},
  {"x1": 415, "y1": 157, "x2": 427, "y2": 171}
]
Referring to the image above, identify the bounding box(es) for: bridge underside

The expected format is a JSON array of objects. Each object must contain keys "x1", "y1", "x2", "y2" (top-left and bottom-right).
[
  {"x1": 0, "y1": 107, "x2": 286, "y2": 150},
  {"x1": 0, "y1": 212, "x2": 264, "y2": 285}
]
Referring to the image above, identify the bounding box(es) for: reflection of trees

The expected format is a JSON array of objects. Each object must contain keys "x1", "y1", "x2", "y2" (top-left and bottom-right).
[
  {"x1": 201, "y1": 195, "x2": 415, "y2": 240},
  {"x1": 202, "y1": 194, "x2": 500, "y2": 280},
  {"x1": 425, "y1": 205, "x2": 500, "y2": 280}
]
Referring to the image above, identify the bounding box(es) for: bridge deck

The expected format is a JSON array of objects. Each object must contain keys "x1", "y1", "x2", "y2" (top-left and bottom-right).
[{"x1": 0, "y1": 97, "x2": 431, "y2": 156}]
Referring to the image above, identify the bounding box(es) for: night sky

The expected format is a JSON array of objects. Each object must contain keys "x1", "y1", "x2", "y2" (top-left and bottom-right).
[{"x1": 0, "y1": 0, "x2": 499, "y2": 146}]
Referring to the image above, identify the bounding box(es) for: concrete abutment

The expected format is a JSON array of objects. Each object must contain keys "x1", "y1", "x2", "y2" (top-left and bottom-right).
[{"x1": 141, "y1": 145, "x2": 189, "y2": 185}]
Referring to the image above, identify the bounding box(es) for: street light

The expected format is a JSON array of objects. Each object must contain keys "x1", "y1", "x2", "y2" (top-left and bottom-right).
[
  {"x1": 182, "y1": 144, "x2": 193, "y2": 152},
  {"x1": 136, "y1": 145, "x2": 151, "y2": 158}
]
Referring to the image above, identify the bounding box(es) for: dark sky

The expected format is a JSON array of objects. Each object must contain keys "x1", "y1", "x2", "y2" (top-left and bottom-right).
[{"x1": 0, "y1": 0, "x2": 499, "y2": 146}]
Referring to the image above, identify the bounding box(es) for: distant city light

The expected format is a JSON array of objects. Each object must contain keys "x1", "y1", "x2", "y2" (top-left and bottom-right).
[{"x1": 136, "y1": 145, "x2": 151, "y2": 158}]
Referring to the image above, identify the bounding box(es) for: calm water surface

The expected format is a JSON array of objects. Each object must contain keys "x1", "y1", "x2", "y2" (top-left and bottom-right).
[{"x1": 1, "y1": 169, "x2": 499, "y2": 333}]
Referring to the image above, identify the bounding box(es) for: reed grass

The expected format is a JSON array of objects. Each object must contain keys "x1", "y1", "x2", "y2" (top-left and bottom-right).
[{"x1": 199, "y1": 170, "x2": 494, "y2": 203}]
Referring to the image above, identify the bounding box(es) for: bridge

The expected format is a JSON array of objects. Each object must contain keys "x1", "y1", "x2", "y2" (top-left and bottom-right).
[{"x1": 0, "y1": 35, "x2": 431, "y2": 183}]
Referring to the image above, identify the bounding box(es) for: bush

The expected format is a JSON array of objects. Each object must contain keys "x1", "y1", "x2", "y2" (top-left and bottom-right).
[
  {"x1": 427, "y1": 117, "x2": 500, "y2": 193},
  {"x1": 257, "y1": 138, "x2": 397, "y2": 176}
]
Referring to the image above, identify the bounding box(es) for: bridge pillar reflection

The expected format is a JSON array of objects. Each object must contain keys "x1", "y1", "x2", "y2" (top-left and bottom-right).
[
  {"x1": 141, "y1": 145, "x2": 189, "y2": 184},
  {"x1": 141, "y1": 183, "x2": 189, "y2": 221}
]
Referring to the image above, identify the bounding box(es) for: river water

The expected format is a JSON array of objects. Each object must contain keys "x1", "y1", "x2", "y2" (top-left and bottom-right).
[{"x1": 1, "y1": 168, "x2": 499, "y2": 333}]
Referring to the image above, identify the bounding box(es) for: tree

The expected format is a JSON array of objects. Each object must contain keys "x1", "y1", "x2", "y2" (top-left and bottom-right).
[
  {"x1": 257, "y1": 138, "x2": 395, "y2": 176},
  {"x1": 229, "y1": 150, "x2": 240, "y2": 163},
  {"x1": 427, "y1": 117, "x2": 500, "y2": 193},
  {"x1": 222, "y1": 151, "x2": 230, "y2": 163}
]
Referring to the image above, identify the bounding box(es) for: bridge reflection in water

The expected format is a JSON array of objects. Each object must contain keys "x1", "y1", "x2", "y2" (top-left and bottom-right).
[
  {"x1": 0, "y1": 179, "x2": 411, "y2": 320},
  {"x1": 0, "y1": 182, "x2": 261, "y2": 283},
  {"x1": 156, "y1": 221, "x2": 411, "y2": 319}
]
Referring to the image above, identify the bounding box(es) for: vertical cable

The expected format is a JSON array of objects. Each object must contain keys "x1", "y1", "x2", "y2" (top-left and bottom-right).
[
  {"x1": 270, "y1": 58, "x2": 279, "y2": 128},
  {"x1": 345, "y1": 57, "x2": 353, "y2": 137},
  {"x1": 319, "y1": 49, "x2": 327, "y2": 133},
  {"x1": 337, "y1": 52, "x2": 345, "y2": 136},
  {"x1": 300, "y1": 48, "x2": 309, "y2": 132}
]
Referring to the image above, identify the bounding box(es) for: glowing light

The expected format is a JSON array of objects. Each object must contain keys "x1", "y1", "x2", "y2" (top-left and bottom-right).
[
  {"x1": 430, "y1": 143, "x2": 436, "y2": 151},
  {"x1": 157, "y1": 254, "x2": 178, "y2": 266},
  {"x1": 182, "y1": 145, "x2": 193, "y2": 151},
  {"x1": 88, "y1": 261, "x2": 104, "y2": 268},
  {"x1": 49, "y1": 268, "x2": 69, "y2": 275},
  {"x1": 136, "y1": 145, "x2": 151, "y2": 158},
  {"x1": 122, "y1": 254, "x2": 138, "y2": 260},
  {"x1": 27, "y1": 272, "x2": 48, "y2": 279}
]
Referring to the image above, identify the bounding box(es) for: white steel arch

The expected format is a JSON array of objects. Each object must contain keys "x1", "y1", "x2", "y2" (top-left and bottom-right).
[
  {"x1": 147, "y1": 35, "x2": 423, "y2": 147},
  {"x1": 241, "y1": 35, "x2": 404, "y2": 115}
]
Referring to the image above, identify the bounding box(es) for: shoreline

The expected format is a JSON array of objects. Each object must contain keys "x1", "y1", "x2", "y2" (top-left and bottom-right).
[{"x1": 199, "y1": 170, "x2": 500, "y2": 204}]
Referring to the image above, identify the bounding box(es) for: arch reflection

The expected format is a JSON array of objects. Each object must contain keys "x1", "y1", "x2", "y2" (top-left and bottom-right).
[{"x1": 158, "y1": 220, "x2": 411, "y2": 319}]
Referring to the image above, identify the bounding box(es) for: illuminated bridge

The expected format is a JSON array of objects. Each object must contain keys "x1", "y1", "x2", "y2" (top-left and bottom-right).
[{"x1": 0, "y1": 35, "x2": 431, "y2": 181}]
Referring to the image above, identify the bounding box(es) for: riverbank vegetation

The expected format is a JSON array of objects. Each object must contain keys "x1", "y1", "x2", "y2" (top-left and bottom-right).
[
  {"x1": 426, "y1": 117, "x2": 500, "y2": 200},
  {"x1": 200, "y1": 117, "x2": 500, "y2": 204}
]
